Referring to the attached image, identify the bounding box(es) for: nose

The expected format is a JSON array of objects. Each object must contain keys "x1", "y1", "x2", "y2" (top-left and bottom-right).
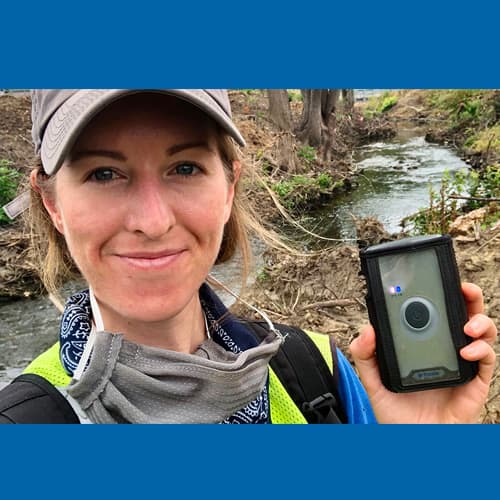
[{"x1": 125, "y1": 178, "x2": 175, "y2": 239}]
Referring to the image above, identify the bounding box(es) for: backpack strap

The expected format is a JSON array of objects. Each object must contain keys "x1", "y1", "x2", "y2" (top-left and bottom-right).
[
  {"x1": 244, "y1": 320, "x2": 347, "y2": 424},
  {"x1": 0, "y1": 374, "x2": 80, "y2": 424}
]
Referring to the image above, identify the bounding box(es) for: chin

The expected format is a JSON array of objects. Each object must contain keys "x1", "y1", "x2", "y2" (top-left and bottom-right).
[
  {"x1": 117, "y1": 291, "x2": 193, "y2": 321},
  {"x1": 113, "y1": 304, "x2": 179, "y2": 325},
  {"x1": 94, "y1": 278, "x2": 203, "y2": 327}
]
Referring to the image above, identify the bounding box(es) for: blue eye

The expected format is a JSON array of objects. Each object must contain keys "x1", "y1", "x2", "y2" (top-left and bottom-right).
[
  {"x1": 175, "y1": 163, "x2": 200, "y2": 176},
  {"x1": 89, "y1": 168, "x2": 117, "y2": 182}
]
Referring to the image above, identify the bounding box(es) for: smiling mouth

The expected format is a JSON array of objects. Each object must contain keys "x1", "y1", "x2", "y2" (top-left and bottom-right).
[{"x1": 116, "y1": 250, "x2": 186, "y2": 270}]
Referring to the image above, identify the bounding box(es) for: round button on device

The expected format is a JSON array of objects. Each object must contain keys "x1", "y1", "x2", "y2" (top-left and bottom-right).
[{"x1": 404, "y1": 300, "x2": 431, "y2": 330}]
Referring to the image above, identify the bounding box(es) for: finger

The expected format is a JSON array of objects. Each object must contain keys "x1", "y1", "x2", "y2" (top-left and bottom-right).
[
  {"x1": 461, "y1": 282, "x2": 484, "y2": 316},
  {"x1": 349, "y1": 325, "x2": 383, "y2": 393},
  {"x1": 350, "y1": 325, "x2": 376, "y2": 361},
  {"x1": 464, "y1": 313, "x2": 498, "y2": 346},
  {"x1": 460, "y1": 340, "x2": 497, "y2": 387}
]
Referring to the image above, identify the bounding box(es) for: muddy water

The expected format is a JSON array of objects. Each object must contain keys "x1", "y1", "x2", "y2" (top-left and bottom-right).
[
  {"x1": 0, "y1": 127, "x2": 469, "y2": 389},
  {"x1": 302, "y1": 127, "x2": 470, "y2": 242}
]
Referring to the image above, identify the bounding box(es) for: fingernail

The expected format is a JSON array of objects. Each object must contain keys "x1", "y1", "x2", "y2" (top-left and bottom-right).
[
  {"x1": 464, "y1": 344, "x2": 477, "y2": 357},
  {"x1": 467, "y1": 319, "x2": 481, "y2": 334}
]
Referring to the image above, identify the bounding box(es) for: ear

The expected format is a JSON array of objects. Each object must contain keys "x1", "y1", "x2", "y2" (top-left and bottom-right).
[
  {"x1": 232, "y1": 160, "x2": 242, "y2": 185},
  {"x1": 30, "y1": 170, "x2": 65, "y2": 235},
  {"x1": 224, "y1": 160, "x2": 241, "y2": 223}
]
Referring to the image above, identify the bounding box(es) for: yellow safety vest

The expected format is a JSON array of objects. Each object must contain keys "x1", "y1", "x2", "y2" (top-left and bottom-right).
[{"x1": 23, "y1": 330, "x2": 334, "y2": 424}]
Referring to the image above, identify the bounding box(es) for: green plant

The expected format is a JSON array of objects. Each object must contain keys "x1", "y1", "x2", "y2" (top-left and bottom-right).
[
  {"x1": 256, "y1": 269, "x2": 270, "y2": 283},
  {"x1": 403, "y1": 166, "x2": 500, "y2": 235},
  {"x1": 466, "y1": 125, "x2": 500, "y2": 157},
  {"x1": 427, "y1": 90, "x2": 481, "y2": 110},
  {"x1": 480, "y1": 211, "x2": 500, "y2": 230},
  {"x1": 271, "y1": 173, "x2": 338, "y2": 211},
  {"x1": 297, "y1": 145, "x2": 317, "y2": 165},
  {"x1": 457, "y1": 99, "x2": 481, "y2": 122},
  {"x1": 273, "y1": 175, "x2": 309, "y2": 199},
  {"x1": 425, "y1": 90, "x2": 496, "y2": 129},
  {"x1": 363, "y1": 91, "x2": 398, "y2": 118},
  {"x1": 466, "y1": 165, "x2": 500, "y2": 209},
  {"x1": 404, "y1": 187, "x2": 451, "y2": 235},
  {"x1": 0, "y1": 160, "x2": 22, "y2": 224},
  {"x1": 287, "y1": 90, "x2": 303, "y2": 102},
  {"x1": 379, "y1": 94, "x2": 398, "y2": 113},
  {"x1": 316, "y1": 172, "x2": 333, "y2": 189}
]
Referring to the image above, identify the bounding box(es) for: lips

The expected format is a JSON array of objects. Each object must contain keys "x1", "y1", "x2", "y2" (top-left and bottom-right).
[{"x1": 115, "y1": 249, "x2": 186, "y2": 270}]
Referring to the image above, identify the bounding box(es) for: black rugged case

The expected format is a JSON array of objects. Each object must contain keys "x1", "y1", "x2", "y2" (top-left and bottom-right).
[{"x1": 359, "y1": 234, "x2": 478, "y2": 393}]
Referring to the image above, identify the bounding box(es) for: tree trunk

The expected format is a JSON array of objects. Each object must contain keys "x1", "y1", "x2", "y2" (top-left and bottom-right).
[
  {"x1": 267, "y1": 90, "x2": 292, "y2": 130},
  {"x1": 298, "y1": 89, "x2": 340, "y2": 162},
  {"x1": 267, "y1": 90, "x2": 299, "y2": 173},
  {"x1": 341, "y1": 89, "x2": 355, "y2": 114},
  {"x1": 298, "y1": 89, "x2": 323, "y2": 147},
  {"x1": 266, "y1": 89, "x2": 353, "y2": 169},
  {"x1": 275, "y1": 132, "x2": 299, "y2": 173},
  {"x1": 323, "y1": 90, "x2": 339, "y2": 119},
  {"x1": 321, "y1": 90, "x2": 340, "y2": 163}
]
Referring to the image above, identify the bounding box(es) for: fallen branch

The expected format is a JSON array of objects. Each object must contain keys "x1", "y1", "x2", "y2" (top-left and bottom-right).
[
  {"x1": 471, "y1": 231, "x2": 500, "y2": 254},
  {"x1": 448, "y1": 195, "x2": 500, "y2": 202}
]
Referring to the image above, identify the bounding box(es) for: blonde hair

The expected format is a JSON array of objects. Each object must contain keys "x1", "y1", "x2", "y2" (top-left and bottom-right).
[
  {"x1": 24, "y1": 130, "x2": 283, "y2": 300},
  {"x1": 25, "y1": 169, "x2": 78, "y2": 296}
]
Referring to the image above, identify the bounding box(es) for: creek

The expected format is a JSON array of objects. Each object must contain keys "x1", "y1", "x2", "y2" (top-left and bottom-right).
[
  {"x1": 300, "y1": 126, "x2": 470, "y2": 243},
  {"x1": 0, "y1": 126, "x2": 470, "y2": 389}
]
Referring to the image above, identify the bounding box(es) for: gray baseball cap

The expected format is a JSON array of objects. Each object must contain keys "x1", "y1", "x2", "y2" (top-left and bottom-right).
[{"x1": 31, "y1": 89, "x2": 246, "y2": 176}]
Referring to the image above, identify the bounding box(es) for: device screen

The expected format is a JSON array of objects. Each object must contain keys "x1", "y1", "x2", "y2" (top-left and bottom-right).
[{"x1": 378, "y1": 248, "x2": 460, "y2": 387}]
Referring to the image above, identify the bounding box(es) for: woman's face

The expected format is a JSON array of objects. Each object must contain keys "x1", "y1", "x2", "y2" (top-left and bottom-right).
[{"x1": 41, "y1": 94, "x2": 238, "y2": 331}]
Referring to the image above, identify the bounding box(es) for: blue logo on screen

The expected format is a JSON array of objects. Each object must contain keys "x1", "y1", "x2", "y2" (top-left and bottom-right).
[{"x1": 389, "y1": 285, "x2": 402, "y2": 296}]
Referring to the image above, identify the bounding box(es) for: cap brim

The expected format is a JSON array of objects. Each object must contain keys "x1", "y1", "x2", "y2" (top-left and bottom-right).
[{"x1": 41, "y1": 89, "x2": 246, "y2": 175}]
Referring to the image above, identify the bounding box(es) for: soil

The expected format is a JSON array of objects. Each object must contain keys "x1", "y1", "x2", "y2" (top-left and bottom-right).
[
  {"x1": 0, "y1": 90, "x2": 499, "y2": 422},
  {"x1": 0, "y1": 93, "x2": 37, "y2": 173}
]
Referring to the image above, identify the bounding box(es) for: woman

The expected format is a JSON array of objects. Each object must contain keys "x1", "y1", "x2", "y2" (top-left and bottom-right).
[{"x1": 1, "y1": 89, "x2": 497, "y2": 423}]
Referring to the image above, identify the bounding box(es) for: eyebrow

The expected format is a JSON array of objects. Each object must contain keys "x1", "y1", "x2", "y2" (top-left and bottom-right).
[
  {"x1": 69, "y1": 150, "x2": 127, "y2": 162},
  {"x1": 69, "y1": 142, "x2": 215, "y2": 163},
  {"x1": 167, "y1": 141, "x2": 216, "y2": 156}
]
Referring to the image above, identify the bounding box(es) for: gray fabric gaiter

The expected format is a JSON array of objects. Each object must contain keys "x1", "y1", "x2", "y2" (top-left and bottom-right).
[{"x1": 67, "y1": 328, "x2": 283, "y2": 424}]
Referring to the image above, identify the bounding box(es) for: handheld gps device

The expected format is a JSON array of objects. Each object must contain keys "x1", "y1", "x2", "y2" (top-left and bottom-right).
[{"x1": 359, "y1": 235, "x2": 478, "y2": 392}]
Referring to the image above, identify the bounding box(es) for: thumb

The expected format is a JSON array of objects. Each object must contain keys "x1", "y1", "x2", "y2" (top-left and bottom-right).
[{"x1": 349, "y1": 325, "x2": 384, "y2": 394}]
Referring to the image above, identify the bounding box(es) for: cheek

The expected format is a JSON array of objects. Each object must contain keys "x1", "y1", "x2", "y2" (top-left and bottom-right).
[
  {"x1": 57, "y1": 199, "x2": 111, "y2": 258},
  {"x1": 224, "y1": 197, "x2": 234, "y2": 224},
  {"x1": 204, "y1": 190, "x2": 234, "y2": 231},
  {"x1": 189, "y1": 202, "x2": 225, "y2": 238},
  {"x1": 224, "y1": 179, "x2": 236, "y2": 224},
  {"x1": 182, "y1": 199, "x2": 229, "y2": 254}
]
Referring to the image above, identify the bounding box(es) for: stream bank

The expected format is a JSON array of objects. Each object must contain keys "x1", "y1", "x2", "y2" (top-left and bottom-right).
[{"x1": 299, "y1": 126, "x2": 471, "y2": 242}]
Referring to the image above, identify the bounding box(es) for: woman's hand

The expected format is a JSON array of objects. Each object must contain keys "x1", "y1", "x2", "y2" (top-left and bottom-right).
[{"x1": 350, "y1": 283, "x2": 498, "y2": 423}]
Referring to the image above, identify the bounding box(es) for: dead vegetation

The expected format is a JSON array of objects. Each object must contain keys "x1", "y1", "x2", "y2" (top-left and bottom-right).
[{"x1": 0, "y1": 226, "x2": 41, "y2": 301}]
